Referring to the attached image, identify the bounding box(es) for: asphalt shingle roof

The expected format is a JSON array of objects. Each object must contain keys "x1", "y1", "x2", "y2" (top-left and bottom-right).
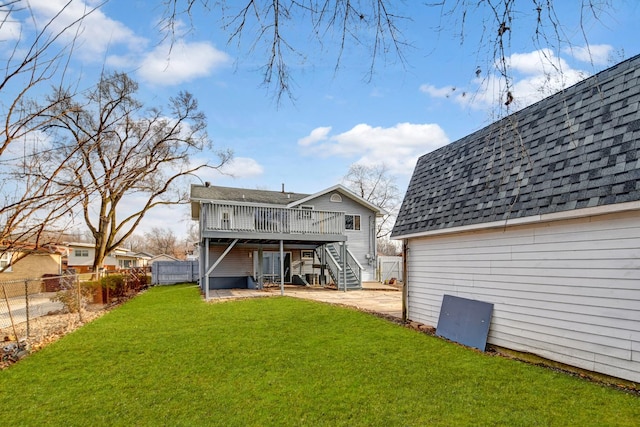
[
  {"x1": 392, "y1": 54, "x2": 640, "y2": 238},
  {"x1": 191, "y1": 184, "x2": 309, "y2": 205}
]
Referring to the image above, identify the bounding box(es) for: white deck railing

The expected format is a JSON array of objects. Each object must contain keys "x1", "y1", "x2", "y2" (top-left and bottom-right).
[{"x1": 201, "y1": 203, "x2": 345, "y2": 235}]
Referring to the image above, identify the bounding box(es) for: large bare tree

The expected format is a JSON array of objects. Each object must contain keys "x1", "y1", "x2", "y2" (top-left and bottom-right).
[
  {"x1": 0, "y1": 0, "x2": 102, "y2": 270},
  {"x1": 43, "y1": 71, "x2": 231, "y2": 274}
]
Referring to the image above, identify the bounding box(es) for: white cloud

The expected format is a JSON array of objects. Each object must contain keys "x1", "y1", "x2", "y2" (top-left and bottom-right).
[
  {"x1": 566, "y1": 44, "x2": 614, "y2": 65},
  {"x1": 27, "y1": 0, "x2": 146, "y2": 61},
  {"x1": 419, "y1": 84, "x2": 457, "y2": 98},
  {"x1": 137, "y1": 40, "x2": 230, "y2": 86},
  {"x1": 298, "y1": 123, "x2": 450, "y2": 175},
  {"x1": 0, "y1": 11, "x2": 21, "y2": 41},
  {"x1": 298, "y1": 126, "x2": 331, "y2": 146},
  {"x1": 421, "y1": 49, "x2": 589, "y2": 111},
  {"x1": 216, "y1": 157, "x2": 264, "y2": 179}
]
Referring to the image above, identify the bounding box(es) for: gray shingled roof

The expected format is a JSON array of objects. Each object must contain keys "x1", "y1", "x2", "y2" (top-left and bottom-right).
[
  {"x1": 392, "y1": 54, "x2": 640, "y2": 238},
  {"x1": 191, "y1": 184, "x2": 309, "y2": 205}
]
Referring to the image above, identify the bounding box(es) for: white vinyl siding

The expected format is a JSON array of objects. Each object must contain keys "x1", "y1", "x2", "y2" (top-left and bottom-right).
[
  {"x1": 406, "y1": 209, "x2": 640, "y2": 383},
  {"x1": 68, "y1": 246, "x2": 96, "y2": 267}
]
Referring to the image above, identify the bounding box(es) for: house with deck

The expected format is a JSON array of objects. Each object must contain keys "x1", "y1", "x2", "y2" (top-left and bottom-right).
[
  {"x1": 191, "y1": 184, "x2": 384, "y2": 296},
  {"x1": 392, "y1": 55, "x2": 640, "y2": 382}
]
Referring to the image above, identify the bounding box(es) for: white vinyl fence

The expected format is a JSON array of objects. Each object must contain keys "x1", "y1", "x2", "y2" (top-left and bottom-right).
[
  {"x1": 377, "y1": 256, "x2": 403, "y2": 283},
  {"x1": 151, "y1": 261, "x2": 199, "y2": 285}
]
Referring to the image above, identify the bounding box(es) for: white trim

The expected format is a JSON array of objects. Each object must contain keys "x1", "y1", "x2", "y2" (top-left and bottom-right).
[{"x1": 392, "y1": 200, "x2": 640, "y2": 240}]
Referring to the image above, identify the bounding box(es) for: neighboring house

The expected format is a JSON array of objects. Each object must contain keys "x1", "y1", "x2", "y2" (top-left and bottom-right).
[
  {"x1": 392, "y1": 55, "x2": 640, "y2": 383},
  {"x1": 0, "y1": 244, "x2": 64, "y2": 295},
  {"x1": 66, "y1": 242, "x2": 149, "y2": 273},
  {"x1": 149, "y1": 254, "x2": 181, "y2": 264},
  {"x1": 66, "y1": 242, "x2": 96, "y2": 273},
  {"x1": 191, "y1": 183, "x2": 384, "y2": 294},
  {"x1": 133, "y1": 251, "x2": 154, "y2": 267}
]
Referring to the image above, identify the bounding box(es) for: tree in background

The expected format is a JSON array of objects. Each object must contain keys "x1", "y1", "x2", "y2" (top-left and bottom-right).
[
  {"x1": 43, "y1": 71, "x2": 231, "y2": 275},
  {"x1": 143, "y1": 227, "x2": 181, "y2": 259},
  {"x1": 124, "y1": 234, "x2": 148, "y2": 253},
  {"x1": 0, "y1": 1, "x2": 100, "y2": 269},
  {"x1": 343, "y1": 163, "x2": 400, "y2": 239}
]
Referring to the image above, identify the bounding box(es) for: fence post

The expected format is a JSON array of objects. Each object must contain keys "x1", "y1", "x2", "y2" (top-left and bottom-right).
[
  {"x1": 24, "y1": 280, "x2": 30, "y2": 339},
  {"x1": 2, "y1": 285, "x2": 19, "y2": 341},
  {"x1": 76, "y1": 274, "x2": 83, "y2": 323}
]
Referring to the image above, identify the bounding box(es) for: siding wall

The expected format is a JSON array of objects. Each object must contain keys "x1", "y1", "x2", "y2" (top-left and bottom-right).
[
  {"x1": 208, "y1": 246, "x2": 254, "y2": 277},
  {"x1": 306, "y1": 192, "x2": 377, "y2": 280},
  {"x1": 0, "y1": 253, "x2": 62, "y2": 283},
  {"x1": 67, "y1": 247, "x2": 95, "y2": 268},
  {"x1": 406, "y1": 210, "x2": 640, "y2": 382}
]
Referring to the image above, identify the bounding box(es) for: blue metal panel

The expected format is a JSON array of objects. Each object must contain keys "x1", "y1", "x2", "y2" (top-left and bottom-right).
[{"x1": 436, "y1": 294, "x2": 494, "y2": 351}]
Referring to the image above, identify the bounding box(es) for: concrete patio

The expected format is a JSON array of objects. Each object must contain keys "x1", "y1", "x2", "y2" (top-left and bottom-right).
[{"x1": 206, "y1": 282, "x2": 403, "y2": 319}]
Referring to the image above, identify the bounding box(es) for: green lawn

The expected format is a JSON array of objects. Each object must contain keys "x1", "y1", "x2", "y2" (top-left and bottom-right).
[{"x1": 1, "y1": 284, "x2": 638, "y2": 426}]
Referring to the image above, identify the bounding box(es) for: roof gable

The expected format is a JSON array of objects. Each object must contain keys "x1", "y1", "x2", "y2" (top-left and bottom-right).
[
  {"x1": 392, "y1": 54, "x2": 640, "y2": 238},
  {"x1": 288, "y1": 184, "x2": 386, "y2": 215}
]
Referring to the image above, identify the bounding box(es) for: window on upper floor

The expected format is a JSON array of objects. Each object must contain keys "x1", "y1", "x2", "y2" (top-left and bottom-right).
[
  {"x1": 74, "y1": 249, "x2": 89, "y2": 257},
  {"x1": 345, "y1": 214, "x2": 361, "y2": 231},
  {"x1": 0, "y1": 252, "x2": 12, "y2": 272}
]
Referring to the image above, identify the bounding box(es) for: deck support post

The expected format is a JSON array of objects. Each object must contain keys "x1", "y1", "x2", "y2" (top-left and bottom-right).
[
  {"x1": 258, "y1": 246, "x2": 263, "y2": 290},
  {"x1": 280, "y1": 240, "x2": 285, "y2": 296},
  {"x1": 204, "y1": 238, "x2": 210, "y2": 300}
]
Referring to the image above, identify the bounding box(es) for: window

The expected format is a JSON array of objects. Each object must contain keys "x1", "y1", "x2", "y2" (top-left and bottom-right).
[
  {"x1": 345, "y1": 214, "x2": 361, "y2": 231},
  {"x1": 74, "y1": 249, "x2": 89, "y2": 257},
  {"x1": 330, "y1": 193, "x2": 342, "y2": 203},
  {"x1": 0, "y1": 252, "x2": 12, "y2": 272},
  {"x1": 301, "y1": 250, "x2": 314, "y2": 259}
]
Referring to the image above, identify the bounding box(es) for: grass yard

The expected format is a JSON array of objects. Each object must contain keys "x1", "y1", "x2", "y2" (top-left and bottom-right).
[{"x1": 1, "y1": 284, "x2": 638, "y2": 426}]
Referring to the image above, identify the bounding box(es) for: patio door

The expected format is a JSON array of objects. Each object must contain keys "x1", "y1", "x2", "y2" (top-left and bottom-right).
[{"x1": 255, "y1": 251, "x2": 291, "y2": 283}]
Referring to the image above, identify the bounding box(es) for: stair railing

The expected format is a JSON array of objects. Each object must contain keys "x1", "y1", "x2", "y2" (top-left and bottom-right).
[
  {"x1": 344, "y1": 246, "x2": 363, "y2": 288},
  {"x1": 323, "y1": 245, "x2": 343, "y2": 288}
]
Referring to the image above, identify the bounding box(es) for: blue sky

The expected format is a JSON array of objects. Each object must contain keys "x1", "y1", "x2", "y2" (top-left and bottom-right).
[{"x1": 7, "y1": 0, "x2": 640, "y2": 238}]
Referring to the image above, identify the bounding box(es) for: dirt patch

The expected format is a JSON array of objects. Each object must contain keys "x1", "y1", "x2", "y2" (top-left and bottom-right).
[{"x1": 1, "y1": 302, "x2": 120, "y2": 369}]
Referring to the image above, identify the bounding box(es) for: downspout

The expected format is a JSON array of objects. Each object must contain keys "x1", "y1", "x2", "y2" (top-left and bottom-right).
[{"x1": 402, "y1": 239, "x2": 408, "y2": 322}]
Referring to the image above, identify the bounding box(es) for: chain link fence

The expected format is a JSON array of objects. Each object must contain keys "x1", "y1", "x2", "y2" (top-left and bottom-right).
[
  {"x1": 1, "y1": 269, "x2": 149, "y2": 367},
  {"x1": 0, "y1": 274, "x2": 85, "y2": 342}
]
